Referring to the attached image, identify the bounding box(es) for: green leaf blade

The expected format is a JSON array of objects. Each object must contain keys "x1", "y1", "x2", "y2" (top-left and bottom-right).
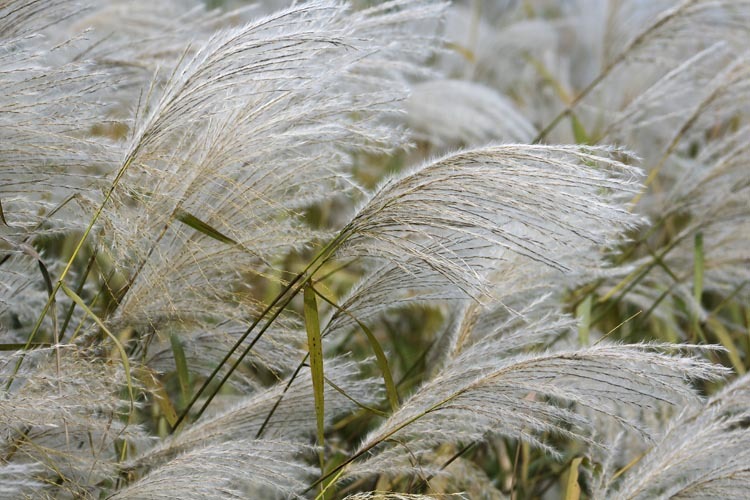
[
  {"x1": 60, "y1": 283, "x2": 135, "y2": 411},
  {"x1": 170, "y1": 332, "x2": 191, "y2": 408},
  {"x1": 311, "y1": 285, "x2": 400, "y2": 412},
  {"x1": 174, "y1": 208, "x2": 237, "y2": 245},
  {"x1": 304, "y1": 284, "x2": 326, "y2": 475}
]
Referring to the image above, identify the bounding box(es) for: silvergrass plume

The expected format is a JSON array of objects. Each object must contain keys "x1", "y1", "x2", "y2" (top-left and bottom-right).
[{"x1": 1, "y1": 0, "x2": 750, "y2": 498}]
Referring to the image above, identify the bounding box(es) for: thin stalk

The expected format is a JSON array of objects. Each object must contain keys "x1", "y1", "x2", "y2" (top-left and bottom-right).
[
  {"x1": 170, "y1": 265, "x2": 307, "y2": 431},
  {"x1": 302, "y1": 385, "x2": 472, "y2": 494},
  {"x1": 592, "y1": 229, "x2": 690, "y2": 327},
  {"x1": 6, "y1": 155, "x2": 137, "y2": 389},
  {"x1": 171, "y1": 231, "x2": 349, "y2": 431},
  {"x1": 312, "y1": 284, "x2": 400, "y2": 411},
  {"x1": 59, "y1": 246, "x2": 99, "y2": 343},
  {"x1": 631, "y1": 64, "x2": 739, "y2": 206},
  {"x1": 411, "y1": 441, "x2": 477, "y2": 492},
  {"x1": 112, "y1": 211, "x2": 174, "y2": 306},
  {"x1": 303, "y1": 409, "x2": 435, "y2": 494},
  {"x1": 256, "y1": 354, "x2": 310, "y2": 438},
  {"x1": 254, "y1": 283, "x2": 391, "y2": 438},
  {"x1": 510, "y1": 439, "x2": 523, "y2": 500},
  {"x1": 397, "y1": 336, "x2": 439, "y2": 388},
  {"x1": 533, "y1": 0, "x2": 694, "y2": 143},
  {"x1": 190, "y1": 271, "x2": 318, "y2": 424}
]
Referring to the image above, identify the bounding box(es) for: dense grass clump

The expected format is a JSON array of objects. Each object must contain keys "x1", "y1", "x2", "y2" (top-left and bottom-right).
[{"x1": 1, "y1": 0, "x2": 749, "y2": 498}]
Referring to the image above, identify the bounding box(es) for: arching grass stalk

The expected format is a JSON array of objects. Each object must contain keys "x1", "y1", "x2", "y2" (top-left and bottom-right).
[
  {"x1": 631, "y1": 62, "x2": 743, "y2": 206},
  {"x1": 532, "y1": 0, "x2": 694, "y2": 143},
  {"x1": 302, "y1": 388, "x2": 472, "y2": 495},
  {"x1": 256, "y1": 354, "x2": 310, "y2": 439},
  {"x1": 171, "y1": 229, "x2": 352, "y2": 431},
  {"x1": 254, "y1": 282, "x2": 400, "y2": 439},
  {"x1": 591, "y1": 223, "x2": 700, "y2": 328},
  {"x1": 5, "y1": 155, "x2": 137, "y2": 390}
]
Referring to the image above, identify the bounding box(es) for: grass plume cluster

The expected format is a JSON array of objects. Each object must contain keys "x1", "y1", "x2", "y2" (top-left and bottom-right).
[{"x1": 1, "y1": 0, "x2": 749, "y2": 498}]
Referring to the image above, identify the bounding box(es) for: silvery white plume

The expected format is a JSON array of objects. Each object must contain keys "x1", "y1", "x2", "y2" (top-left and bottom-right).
[
  {"x1": 111, "y1": 439, "x2": 314, "y2": 500},
  {"x1": 3, "y1": 1, "x2": 749, "y2": 498},
  {"x1": 134, "y1": 358, "x2": 381, "y2": 469},
  {"x1": 1, "y1": 347, "x2": 150, "y2": 497},
  {"x1": 336, "y1": 145, "x2": 643, "y2": 299},
  {"x1": 346, "y1": 338, "x2": 726, "y2": 482},
  {"x1": 601, "y1": 372, "x2": 750, "y2": 499},
  {"x1": 405, "y1": 79, "x2": 536, "y2": 148},
  {"x1": 101, "y1": 0, "x2": 447, "y2": 333},
  {"x1": 0, "y1": 1, "x2": 113, "y2": 236}
]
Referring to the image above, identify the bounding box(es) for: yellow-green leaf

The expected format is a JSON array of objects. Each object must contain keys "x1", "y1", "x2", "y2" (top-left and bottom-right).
[
  {"x1": 576, "y1": 294, "x2": 593, "y2": 346},
  {"x1": 570, "y1": 113, "x2": 591, "y2": 145},
  {"x1": 709, "y1": 317, "x2": 746, "y2": 375},
  {"x1": 692, "y1": 231, "x2": 707, "y2": 342},
  {"x1": 354, "y1": 322, "x2": 400, "y2": 411},
  {"x1": 564, "y1": 456, "x2": 583, "y2": 500},
  {"x1": 60, "y1": 283, "x2": 135, "y2": 411},
  {"x1": 304, "y1": 284, "x2": 325, "y2": 474},
  {"x1": 174, "y1": 208, "x2": 236, "y2": 245},
  {"x1": 170, "y1": 332, "x2": 191, "y2": 407},
  {"x1": 693, "y1": 231, "x2": 704, "y2": 306},
  {"x1": 443, "y1": 41, "x2": 475, "y2": 62},
  {"x1": 136, "y1": 367, "x2": 178, "y2": 428},
  {"x1": 311, "y1": 284, "x2": 399, "y2": 412},
  {"x1": 315, "y1": 466, "x2": 346, "y2": 500}
]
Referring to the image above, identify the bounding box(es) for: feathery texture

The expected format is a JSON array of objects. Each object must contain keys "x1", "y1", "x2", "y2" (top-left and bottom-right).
[
  {"x1": 0, "y1": 1, "x2": 113, "y2": 236},
  {"x1": 346, "y1": 340, "x2": 726, "y2": 480},
  {"x1": 337, "y1": 145, "x2": 643, "y2": 299},
  {"x1": 1, "y1": 347, "x2": 149, "y2": 497},
  {"x1": 405, "y1": 79, "x2": 536, "y2": 148},
  {"x1": 134, "y1": 358, "x2": 381, "y2": 468},
  {"x1": 3, "y1": 1, "x2": 750, "y2": 498},
  {"x1": 601, "y1": 373, "x2": 750, "y2": 499},
  {"x1": 101, "y1": 0, "x2": 447, "y2": 338},
  {"x1": 112, "y1": 440, "x2": 314, "y2": 500}
]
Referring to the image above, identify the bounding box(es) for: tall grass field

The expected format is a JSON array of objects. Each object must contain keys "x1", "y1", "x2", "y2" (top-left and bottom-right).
[{"x1": 1, "y1": 0, "x2": 749, "y2": 498}]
